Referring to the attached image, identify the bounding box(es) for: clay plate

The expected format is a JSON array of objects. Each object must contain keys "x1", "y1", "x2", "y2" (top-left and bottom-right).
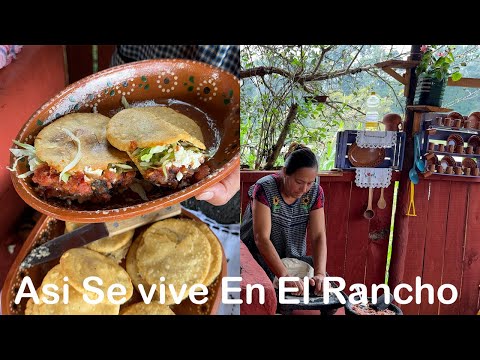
[
  {"x1": 1, "y1": 209, "x2": 227, "y2": 315},
  {"x1": 468, "y1": 111, "x2": 480, "y2": 121},
  {"x1": 347, "y1": 143, "x2": 385, "y2": 168},
  {"x1": 467, "y1": 135, "x2": 480, "y2": 151},
  {"x1": 426, "y1": 154, "x2": 439, "y2": 167},
  {"x1": 440, "y1": 155, "x2": 456, "y2": 168},
  {"x1": 461, "y1": 157, "x2": 477, "y2": 170},
  {"x1": 9, "y1": 59, "x2": 240, "y2": 222},
  {"x1": 465, "y1": 114, "x2": 479, "y2": 129},
  {"x1": 447, "y1": 111, "x2": 463, "y2": 120},
  {"x1": 446, "y1": 134, "x2": 464, "y2": 147}
]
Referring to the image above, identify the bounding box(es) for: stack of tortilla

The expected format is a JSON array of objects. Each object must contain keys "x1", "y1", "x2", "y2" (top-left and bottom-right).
[
  {"x1": 64, "y1": 222, "x2": 134, "y2": 264},
  {"x1": 126, "y1": 218, "x2": 222, "y2": 306},
  {"x1": 25, "y1": 248, "x2": 133, "y2": 315}
]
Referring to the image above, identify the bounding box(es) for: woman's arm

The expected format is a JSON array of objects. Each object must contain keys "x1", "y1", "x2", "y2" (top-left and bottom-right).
[
  {"x1": 308, "y1": 207, "x2": 327, "y2": 294},
  {"x1": 252, "y1": 199, "x2": 289, "y2": 278}
]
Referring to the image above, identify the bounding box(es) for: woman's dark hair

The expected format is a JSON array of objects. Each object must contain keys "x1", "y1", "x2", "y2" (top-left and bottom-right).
[{"x1": 283, "y1": 143, "x2": 318, "y2": 175}]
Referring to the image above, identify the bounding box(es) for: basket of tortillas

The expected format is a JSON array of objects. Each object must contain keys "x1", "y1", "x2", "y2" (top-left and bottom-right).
[{"x1": 2, "y1": 208, "x2": 226, "y2": 315}]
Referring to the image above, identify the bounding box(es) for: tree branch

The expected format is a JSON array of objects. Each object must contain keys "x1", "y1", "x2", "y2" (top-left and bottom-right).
[
  {"x1": 264, "y1": 104, "x2": 299, "y2": 169},
  {"x1": 241, "y1": 63, "x2": 379, "y2": 82},
  {"x1": 312, "y1": 45, "x2": 334, "y2": 75},
  {"x1": 327, "y1": 100, "x2": 365, "y2": 115},
  {"x1": 366, "y1": 69, "x2": 404, "y2": 111},
  {"x1": 346, "y1": 45, "x2": 363, "y2": 71}
]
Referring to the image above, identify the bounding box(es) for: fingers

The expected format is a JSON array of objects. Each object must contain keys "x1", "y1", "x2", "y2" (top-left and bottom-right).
[
  {"x1": 314, "y1": 277, "x2": 324, "y2": 296},
  {"x1": 195, "y1": 168, "x2": 240, "y2": 206},
  {"x1": 295, "y1": 280, "x2": 304, "y2": 296},
  {"x1": 285, "y1": 280, "x2": 303, "y2": 296}
]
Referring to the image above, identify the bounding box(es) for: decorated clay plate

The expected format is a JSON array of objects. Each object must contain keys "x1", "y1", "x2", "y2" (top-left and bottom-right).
[
  {"x1": 446, "y1": 134, "x2": 464, "y2": 147},
  {"x1": 347, "y1": 143, "x2": 385, "y2": 168},
  {"x1": 461, "y1": 157, "x2": 477, "y2": 170},
  {"x1": 465, "y1": 114, "x2": 479, "y2": 129},
  {"x1": 9, "y1": 59, "x2": 240, "y2": 222},
  {"x1": 440, "y1": 155, "x2": 456, "y2": 168},
  {"x1": 426, "y1": 154, "x2": 439, "y2": 167},
  {"x1": 467, "y1": 135, "x2": 480, "y2": 151},
  {"x1": 468, "y1": 111, "x2": 480, "y2": 120},
  {"x1": 1, "y1": 209, "x2": 227, "y2": 315},
  {"x1": 447, "y1": 111, "x2": 463, "y2": 120}
]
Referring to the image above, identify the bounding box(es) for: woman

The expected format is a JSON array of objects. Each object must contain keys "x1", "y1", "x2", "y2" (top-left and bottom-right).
[{"x1": 241, "y1": 143, "x2": 327, "y2": 296}]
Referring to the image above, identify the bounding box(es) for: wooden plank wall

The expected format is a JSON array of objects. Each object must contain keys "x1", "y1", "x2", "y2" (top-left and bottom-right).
[
  {"x1": 65, "y1": 45, "x2": 115, "y2": 84},
  {"x1": 240, "y1": 171, "x2": 399, "y2": 293},
  {"x1": 393, "y1": 177, "x2": 480, "y2": 315}
]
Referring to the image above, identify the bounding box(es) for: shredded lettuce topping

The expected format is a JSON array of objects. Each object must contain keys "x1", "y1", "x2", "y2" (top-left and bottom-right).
[
  {"x1": 132, "y1": 143, "x2": 204, "y2": 175},
  {"x1": 7, "y1": 140, "x2": 44, "y2": 179},
  {"x1": 121, "y1": 95, "x2": 130, "y2": 109},
  {"x1": 129, "y1": 182, "x2": 148, "y2": 201},
  {"x1": 107, "y1": 163, "x2": 135, "y2": 174},
  {"x1": 7, "y1": 137, "x2": 135, "y2": 184},
  {"x1": 59, "y1": 128, "x2": 82, "y2": 183}
]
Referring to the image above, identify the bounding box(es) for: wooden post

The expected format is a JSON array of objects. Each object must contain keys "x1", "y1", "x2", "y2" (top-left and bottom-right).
[
  {"x1": 65, "y1": 45, "x2": 93, "y2": 84},
  {"x1": 388, "y1": 45, "x2": 421, "y2": 291}
]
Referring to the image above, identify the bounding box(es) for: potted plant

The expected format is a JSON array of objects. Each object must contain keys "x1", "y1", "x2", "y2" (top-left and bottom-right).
[{"x1": 413, "y1": 45, "x2": 466, "y2": 107}]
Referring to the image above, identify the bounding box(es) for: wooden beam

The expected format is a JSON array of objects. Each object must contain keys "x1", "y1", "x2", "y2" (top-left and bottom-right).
[
  {"x1": 375, "y1": 59, "x2": 420, "y2": 69},
  {"x1": 375, "y1": 59, "x2": 420, "y2": 95},
  {"x1": 447, "y1": 77, "x2": 480, "y2": 88},
  {"x1": 382, "y1": 67, "x2": 407, "y2": 85}
]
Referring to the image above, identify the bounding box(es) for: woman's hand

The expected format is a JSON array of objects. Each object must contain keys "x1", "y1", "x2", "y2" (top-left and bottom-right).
[
  {"x1": 195, "y1": 168, "x2": 239, "y2": 206},
  {"x1": 309, "y1": 274, "x2": 326, "y2": 296},
  {"x1": 284, "y1": 278, "x2": 305, "y2": 296}
]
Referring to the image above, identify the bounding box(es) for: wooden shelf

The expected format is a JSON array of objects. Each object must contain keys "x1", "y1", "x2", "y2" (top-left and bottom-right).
[
  {"x1": 427, "y1": 125, "x2": 479, "y2": 136},
  {"x1": 407, "y1": 105, "x2": 453, "y2": 113},
  {"x1": 426, "y1": 150, "x2": 480, "y2": 158},
  {"x1": 421, "y1": 172, "x2": 480, "y2": 182}
]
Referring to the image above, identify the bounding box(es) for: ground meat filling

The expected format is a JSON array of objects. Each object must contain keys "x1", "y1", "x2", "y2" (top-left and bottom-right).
[
  {"x1": 145, "y1": 163, "x2": 210, "y2": 189},
  {"x1": 32, "y1": 164, "x2": 136, "y2": 202}
]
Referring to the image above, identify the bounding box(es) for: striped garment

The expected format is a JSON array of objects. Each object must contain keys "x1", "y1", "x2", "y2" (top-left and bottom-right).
[
  {"x1": 110, "y1": 45, "x2": 239, "y2": 78},
  {"x1": 240, "y1": 173, "x2": 324, "y2": 280}
]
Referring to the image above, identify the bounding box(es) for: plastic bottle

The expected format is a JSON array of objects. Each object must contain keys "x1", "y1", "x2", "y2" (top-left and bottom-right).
[{"x1": 365, "y1": 92, "x2": 380, "y2": 131}]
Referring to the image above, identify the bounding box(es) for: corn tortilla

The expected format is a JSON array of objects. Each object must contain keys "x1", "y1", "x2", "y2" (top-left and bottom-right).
[
  {"x1": 106, "y1": 106, "x2": 206, "y2": 152},
  {"x1": 25, "y1": 265, "x2": 120, "y2": 315},
  {"x1": 35, "y1": 113, "x2": 130, "y2": 173},
  {"x1": 59, "y1": 248, "x2": 133, "y2": 303},
  {"x1": 136, "y1": 219, "x2": 211, "y2": 304},
  {"x1": 120, "y1": 302, "x2": 175, "y2": 315}
]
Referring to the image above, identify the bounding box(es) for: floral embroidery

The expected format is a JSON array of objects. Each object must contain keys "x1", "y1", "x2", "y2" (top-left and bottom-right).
[
  {"x1": 272, "y1": 196, "x2": 281, "y2": 212},
  {"x1": 301, "y1": 195, "x2": 310, "y2": 211}
]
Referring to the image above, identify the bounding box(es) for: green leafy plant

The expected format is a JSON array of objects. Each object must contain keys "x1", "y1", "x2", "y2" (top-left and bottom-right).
[{"x1": 416, "y1": 45, "x2": 466, "y2": 81}]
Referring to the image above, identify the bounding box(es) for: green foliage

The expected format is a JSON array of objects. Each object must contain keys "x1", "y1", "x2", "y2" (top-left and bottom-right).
[
  {"x1": 240, "y1": 45, "x2": 480, "y2": 169},
  {"x1": 416, "y1": 45, "x2": 465, "y2": 81}
]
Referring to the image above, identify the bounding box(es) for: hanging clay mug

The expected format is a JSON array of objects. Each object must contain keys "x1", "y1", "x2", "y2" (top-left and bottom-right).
[{"x1": 382, "y1": 113, "x2": 403, "y2": 131}]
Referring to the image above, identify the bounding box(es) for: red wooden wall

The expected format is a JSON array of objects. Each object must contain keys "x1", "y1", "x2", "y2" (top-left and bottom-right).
[
  {"x1": 240, "y1": 170, "x2": 400, "y2": 294},
  {"x1": 390, "y1": 176, "x2": 480, "y2": 315},
  {"x1": 0, "y1": 45, "x2": 67, "y2": 289}
]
